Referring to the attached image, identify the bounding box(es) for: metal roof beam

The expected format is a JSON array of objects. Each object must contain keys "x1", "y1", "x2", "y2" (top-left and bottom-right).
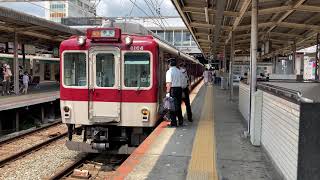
[
  {"x1": 245, "y1": 5, "x2": 320, "y2": 16},
  {"x1": 235, "y1": 22, "x2": 320, "y2": 32},
  {"x1": 190, "y1": 22, "x2": 232, "y2": 31},
  {"x1": 261, "y1": 31, "x2": 317, "y2": 58},
  {"x1": 225, "y1": 0, "x2": 251, "y2": 45},
  {"x1": 212, "y1": 0, "x2": 226, "y2": 55},
  {"x1": 0, "y1": 6, "x2": 83, "y2": 35},
  {"x1": 182, "y1": 6, "x2": 239, "y2": 17},
  {"x1": 0, "y1": 26, "x2": 64, "y2": 42},
  {"x1": 236, "y1": 22, "x2": 274, "y2": 31},
  {"x1": 184, "y1": 5, "x2": 320, "y2": 19},
  {"x1": 246, "y1": 5, "x2": 291, "y2": 16},
  {"x1": 277, "y1": 22, "x2": 320, "y2": 32},
  {"x1": 267, "y1": 0, "x2": 307, "y2": 33}
]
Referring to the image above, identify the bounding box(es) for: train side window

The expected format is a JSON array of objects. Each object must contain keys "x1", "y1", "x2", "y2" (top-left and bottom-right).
[
  {"x1": 124, "y1": 53, "x2": 151, "y2": 88},
  {"x1": 96, "y1": 53, "x2": 115, "y2": 87},
  {"x1": 63, "y1": 52, "x2": 86, "y2": 86}
]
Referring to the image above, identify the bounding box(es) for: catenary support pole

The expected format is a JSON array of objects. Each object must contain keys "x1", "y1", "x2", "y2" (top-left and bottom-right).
[
  {"x1": 13, "y1": 31, "x2": 19, "y2": 95},
  {"x1": 22, "y1": 44, "x2": 26, "y2": 69},
  {"x1": 249, "y1": 0, "x2": 258, "y2": 134}
]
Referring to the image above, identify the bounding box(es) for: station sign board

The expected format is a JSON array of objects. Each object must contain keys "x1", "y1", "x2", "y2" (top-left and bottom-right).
[
  {"x1": 53, "y1": 47, "x2": 59, "y2": 57},
  {"x1": 25, "y1": 44, "x2": 36, "y2": 55}
]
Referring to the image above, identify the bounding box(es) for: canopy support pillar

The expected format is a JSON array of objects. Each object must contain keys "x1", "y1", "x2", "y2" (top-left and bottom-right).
[{"x1": 249, "y1": 0, "x2": 258, "y2": 135}]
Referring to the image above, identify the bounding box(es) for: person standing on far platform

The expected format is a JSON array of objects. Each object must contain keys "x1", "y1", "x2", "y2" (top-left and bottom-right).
[
  {"x1": 203, "y1": 68, "x2": 212, "y2": 85},
  {"x1": 2, "y1": 64, "x2": 12, "y2": 95},
  {"x1": 179, "y1": 62, "x2": 193, "y2": 122},
  {"x1": 166, "y1": 58, "x2": 183, "y2": 127},
  {"x1": 22, "y1": 71, "x2": 29, "y2": 94},
  {"x1": 1, "y1": 63, "x2": 5, "y2": 96}
]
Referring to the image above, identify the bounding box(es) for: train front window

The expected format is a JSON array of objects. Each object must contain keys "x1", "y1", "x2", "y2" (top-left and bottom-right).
[
  {"x1": 124, "y1": 53, "x2": 151, "y2": 88},
  {"x1": 63, "y1": 52, "x2": 86, "y2": 86},
  {"x1": 96, "y1": 53, "x2": 115, "y2": 87}
]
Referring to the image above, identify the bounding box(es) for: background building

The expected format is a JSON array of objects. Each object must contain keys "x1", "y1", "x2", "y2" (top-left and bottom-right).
[
  {"x1": 115, "y1": 16, "x2": 201, "y2": 54},
  {"x1": 45, "y1": 0, "x2": 96, "y2": 23}
]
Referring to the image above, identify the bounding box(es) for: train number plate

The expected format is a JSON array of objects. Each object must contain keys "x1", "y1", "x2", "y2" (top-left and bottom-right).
[{"x1": 130, "y1": 46, "x2": 144, "y2": 51}]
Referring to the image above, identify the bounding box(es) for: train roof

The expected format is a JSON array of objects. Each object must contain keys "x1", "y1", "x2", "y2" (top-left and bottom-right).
[
  {"x1": 60, "y1": 22, "x2": 202, "y2": 65},
  {"x1": 104, "y1": 22, "x2": 202, "y2": 65}
]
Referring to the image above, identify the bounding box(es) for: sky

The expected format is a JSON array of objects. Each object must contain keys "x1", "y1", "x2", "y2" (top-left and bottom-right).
[{"x1": 0, "y1": 0, "x2": 178, "y2": 18}]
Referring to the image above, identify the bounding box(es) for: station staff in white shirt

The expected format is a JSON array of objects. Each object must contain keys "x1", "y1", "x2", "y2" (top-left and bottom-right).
[
  {"x1": 179, "y1": 63, "x2": 192, "y2": 122},
  {"x1": 166, "y1": 58, "x2": 183, "y2": 127}
]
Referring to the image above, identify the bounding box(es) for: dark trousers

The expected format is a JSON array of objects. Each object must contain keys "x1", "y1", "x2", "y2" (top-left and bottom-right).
[
  {"x1": 170, "y1": 87, "x2": 183, "y2": 125},
  {"x1": 182, "y1": 87, "x2": 192, "y2": 120},
  {"x1": 2, "y1": 80, "x2": 9, "y2": 95}
]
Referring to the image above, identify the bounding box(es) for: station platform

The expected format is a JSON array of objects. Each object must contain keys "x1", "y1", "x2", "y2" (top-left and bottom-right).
[
  {"x1": 0, "y1": 81, "x2": 59, "y2": 111},
  {"x1": 108, "y1": 83, "x2": 280, "y2": 180}
]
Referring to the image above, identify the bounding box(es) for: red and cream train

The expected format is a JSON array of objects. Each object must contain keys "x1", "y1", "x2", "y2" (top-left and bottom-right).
[{"x1": 60, "y1": 23, "x2": 203, "y2": 152}]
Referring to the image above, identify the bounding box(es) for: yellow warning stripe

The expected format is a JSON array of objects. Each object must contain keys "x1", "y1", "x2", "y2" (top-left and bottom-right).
[{"x1": 187, "y1": 86, "x2": 218, "y2": 180}]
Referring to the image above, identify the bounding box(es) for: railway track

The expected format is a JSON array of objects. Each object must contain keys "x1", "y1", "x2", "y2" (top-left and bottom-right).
[
  {"x1": 49, "y1": 153, "x2": 128, "y2": 179},
  {"x1": 0, "y1": 121, "x2": 67, "y2": 167}
]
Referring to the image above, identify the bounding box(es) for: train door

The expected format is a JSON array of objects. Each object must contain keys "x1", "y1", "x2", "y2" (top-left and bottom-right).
[{"x1": 88, "y1": 47, "x2": 121, "y2": 122}]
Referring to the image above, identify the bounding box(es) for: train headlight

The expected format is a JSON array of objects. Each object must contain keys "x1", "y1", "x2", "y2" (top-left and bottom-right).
[
  {"x1": 141, "y1": 108, "x2": 149, "y2": 122},
  {"x1": 77, "y1": 36, "x2": 86, "y2": 46},
  {"x1": 141, "y1": 108, "x2": 149, "y2": 115},
  {"x1": 125, "y1": 36, "x2": 133, "y2": 46},
  {"x1": 64, "y1": 106, "x2": 70, "y2": 112},
  {"x1": 63, "y1": 106, "x2": 71, "y2": 119}
]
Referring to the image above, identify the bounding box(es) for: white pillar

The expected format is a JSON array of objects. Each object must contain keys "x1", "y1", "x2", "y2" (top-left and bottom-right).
[
  {"x1": 13, "y1": 31, "x2": 19, "y2": 95},
  {"x1": 230, "y1": 31, "x2": 234, "y2": 100},
  {"x1": 249, "y1": 0, "x2": 258, "y2": 134}
]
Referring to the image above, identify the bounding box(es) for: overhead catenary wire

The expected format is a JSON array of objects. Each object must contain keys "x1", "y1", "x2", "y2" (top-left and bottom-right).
[
  {"x1": 144, "y1": 0, "x2": 167, "y2": 30},
  {"x1": 128, "y1": 0, "x2": 136, "y2": 17},
  {"x1": 127, "y1": 0, "x2": 165, "y2": 30},
  {"x1": 146, "y1": 0, "x2": 169, "y2": 27},
  {"x1": 145, "y1": 0, "x2": 170, "y2": 28}
]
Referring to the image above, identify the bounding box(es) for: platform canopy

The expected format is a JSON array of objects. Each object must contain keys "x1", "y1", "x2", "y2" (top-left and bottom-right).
[
  {"x1": 171, "y1": 0, "x2": 320, "y2": 58},
  {"x1": 0, "y1": 6, "x2": 84, "y2": 46}
]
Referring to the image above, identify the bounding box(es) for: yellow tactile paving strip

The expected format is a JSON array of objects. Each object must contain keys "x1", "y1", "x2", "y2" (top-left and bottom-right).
[{"x1": 187, "y1": 86, "x2": 218, "y2": 180}]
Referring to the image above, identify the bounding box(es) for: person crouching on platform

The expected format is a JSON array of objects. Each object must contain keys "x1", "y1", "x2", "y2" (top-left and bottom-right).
[
  {"x1": 166, "y1": 58, "x2": 183, "y2": 127},
  {"x1": 179, "y1": 62, "x2": 193, "y2": 122},
  {"x1": 22, "y1": 71, "x2": 29, "y2": 94}
]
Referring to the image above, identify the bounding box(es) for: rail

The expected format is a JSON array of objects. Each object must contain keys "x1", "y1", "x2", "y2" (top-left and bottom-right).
[
  {"x1": 0, "y1": 120, "x2": 62, "y2": 145},
  {"x1": 0, "y1": 132, "x2": 67, "y2": 167},
  {"x1": 257, "y1": 83, "x2": 314, "y2": 103}
]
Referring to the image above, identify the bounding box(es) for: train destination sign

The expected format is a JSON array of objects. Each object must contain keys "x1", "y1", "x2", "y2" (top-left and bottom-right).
[
  {"x1": 92, "y1": 30, "x2": 115, "y2": 38},
  {"x1": 87, "y1": 28, "x2": 121, "y2": 42}
]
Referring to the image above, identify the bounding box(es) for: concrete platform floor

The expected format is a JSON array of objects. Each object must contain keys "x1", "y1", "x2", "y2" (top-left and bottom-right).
[
  {"x1": 214, "y1": 85, "x2": 280, "y2": 180},
  {"x1": 0, "y1": 81, "x2": 59, "y2": 111},
  {"x1": 110, "y1": 84, "x2": 280, "y2": 180}
]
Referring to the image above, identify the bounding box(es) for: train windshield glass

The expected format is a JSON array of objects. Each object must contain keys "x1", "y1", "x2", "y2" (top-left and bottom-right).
[
  {"x1": 124, "y1": 53, "x2": 150, "y2": 88},
  {"x1": 63, "y1": 52, "x2": 86, "y2": 87},
  {"x1": 96, "y1": 53, "x2": 115, "y2": 87}
]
